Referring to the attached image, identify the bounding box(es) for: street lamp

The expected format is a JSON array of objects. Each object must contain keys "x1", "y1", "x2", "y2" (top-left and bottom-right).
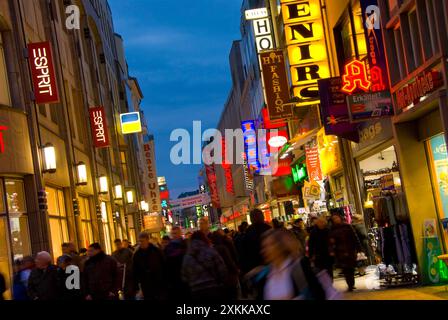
[
  {"x1": 98, "y1": 176, "x2": 108, "y2": 194},
  {"x1": 42, "y1": 143, "x2": 56, "y2": 173},
  {"x1": 114, "y1": 184, "x2": 123, "y2": 200},
  {"x1": 76, "y1": 162, "x2": 88, "y2": 186},
  {"x1": 140, "y1": 200, "x2": 149, "y2": 212},
  {"x1": 126, "y1": 190, "x2": 134, "y2": 204}
]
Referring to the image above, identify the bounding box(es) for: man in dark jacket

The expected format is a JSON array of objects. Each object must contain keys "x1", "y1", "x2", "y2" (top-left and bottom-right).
[
  {"x1": 308, "y1": 217, "x2": 333, "y2": 279},
  {"x1": 83, "y1": 243, "x2": 120, "y2": 300},
  {"x1": 329, "y1": 214, "x2": 361, "y2": 291},
  {"x1": 291, "y1": 218, "x2": 308, "y2": 251},
  {"x1": 242, "y1": 209, "x2": 272, "y2": 274},
  {"x1": 62, "y1": 242, "x2": 81, "y2": 268},
  {"x1": 112, "y1": 239, "x2": 134, "y2": 300},
  {"x1": 27, "y1": 251, "x2": 59, "y2": 300},
  {"x1": 164, "y1": 226, "x2": 189, "y2": 300},
  {"x1": 133, "y1": 232, "x2": 167, "y2": 301}
]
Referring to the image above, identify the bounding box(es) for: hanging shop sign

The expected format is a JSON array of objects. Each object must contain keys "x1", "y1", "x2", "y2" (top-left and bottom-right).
[
  {"x1": 242, "y1": 120, "x2": 260, "y2": 172},
  {"x1": 395, "y1": 70, "x2": 443, "y2": 111},
  {"x1": 281, "y1": 0, "x2": 330, "y2": 106},
  {"x1": 292, "y1": 162, "x2": 307, "y2": 184},
  {"x1": 272, "y1": 156, "x2": 292, "y2": 177},
  {"x1": 143, "y1": 135, "x2": 162, "y2": 213},
  {"x1": 267, "y1": 129, "x2": 289, "y2": 154},
  {"x1": 305, "y1": 141, "x2": 322, "y2": 181},
  {"x1": 260, "y1": 50, "x2": 293, "y2": 121},
  {"x1": 205, "y1": 164, "x2": 221, "y2": 208},
  {"x1": 347, "y1": 90, "x2": 393, "y2": 122},
  {"x1": 317, "y1": 128, "x2": 342, "y2": 175},
  {"x1": 354, "y1": 118, "x2": 393, "y2": 152},
  {"x1": 242, "y1": 152, "x2": 254, "y2": 191},
  {"x1": 318, "y1": 77, "x2": 360, "y2": 142},
  {"x1": 360, "y1": 0, "x2": 389, "y2": 91},
  {"x1": 89, "y1": 106, "x2": 110, "y2": 148},
  {"x1": 0, "y1": 126, "x2": 6, "y2": 154},
  {"x1": 221, "y1": 138, "x2": 235, "y2": 195},
  {"x1": 251, "y1": 13, "x2": 274, "y2": 52},
  {"x1": 120, "y1": 112, "x2": 142, "y2": 134},
  {"x1": 28, "y1": 41, "x2": 60, "y2": 104},
  {"x1": 245, "y1": 8, "x2": 269, "y2": 20},
  {"x1": 143, "y1": 213, "x2": 163, "y2": 232}
]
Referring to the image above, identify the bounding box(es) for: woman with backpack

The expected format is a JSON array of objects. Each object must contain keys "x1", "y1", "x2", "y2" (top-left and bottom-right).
[{"x1": 247, "y1": 229, "x2": 326, "y2": 300}]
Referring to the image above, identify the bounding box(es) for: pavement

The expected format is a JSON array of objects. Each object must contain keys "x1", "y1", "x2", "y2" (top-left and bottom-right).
[{"x1": 333, "y1": 273, "x2": 448, "y2": 300}]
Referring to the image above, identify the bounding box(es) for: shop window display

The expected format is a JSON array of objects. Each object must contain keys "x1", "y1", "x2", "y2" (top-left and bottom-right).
[
  {"x1": 46, "y1": 187, "x2": 69, "y2": 259},
  {"x1": 360, "y1": 146, "x2": 419, "y2": 287}
]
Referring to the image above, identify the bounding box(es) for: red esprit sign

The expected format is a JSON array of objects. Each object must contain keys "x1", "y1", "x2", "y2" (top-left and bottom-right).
[
  {"x1": 89, "y1": 106, "x2": 110, "y2": 148},
  {"x1": 0, "y1": 126, "x2": 7, "y2": 153},
  {"x1": 28, "y1": 42, "x2": 59, "y2": 104}
]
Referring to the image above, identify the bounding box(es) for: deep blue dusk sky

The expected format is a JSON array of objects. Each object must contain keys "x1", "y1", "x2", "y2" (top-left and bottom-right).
[{"x1": 109, "y1": 0, "x2": 242, "y2": 198}]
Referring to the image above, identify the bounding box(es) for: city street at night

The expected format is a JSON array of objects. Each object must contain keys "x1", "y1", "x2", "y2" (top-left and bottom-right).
[{"x1": 1, "y1": 0, "x2": 448, "y2": 313}]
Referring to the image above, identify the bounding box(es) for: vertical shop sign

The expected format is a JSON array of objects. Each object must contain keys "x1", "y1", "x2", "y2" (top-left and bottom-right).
[
  {"x1": 28, "y1": 41, "x2": 60, "y2": 104},
  {"x1": 205, "y1": 164, "x2": 220, "y2": 208},
  {"x1": 143, "y1": 136, "x2": 162, "y2": 213},
  {"x1": 242, "y1": 152, "x2": 254, "y2": 191},
  {"x1": 221, "y1": 138, "x2": 235, "y2": 195},
  {"x1": 281, "y1": 0, "x2": 330, "y2": 106},
  {"x1": 259, "y1": 50, "x2": 293, "y2": 120},
  {"x1": 305, "y1": 141, "x2": 322, "y2": 181},
  {"x1": 0, "y1": 126, "x2": 7, "y2": 153},
  {"x1": 242, "y1": 120, "x2": 259, "y2": 172},
  {"x1": 89, "y1": 106, "x2": 110, "y2": 148}
]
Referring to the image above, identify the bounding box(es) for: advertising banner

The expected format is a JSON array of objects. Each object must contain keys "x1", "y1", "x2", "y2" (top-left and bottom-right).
[
  {"x1": 259, "y1": 50, "x2": 293, "y2": 121},
  {"x1": 305, "y1": 141, "x2": 322, "y2": 182},
  {"x1": 205, "y1": 164, "x2": 220, "y2": 209},
  {"x1": 89, "y1": 106, "x2": 110, "y2": 148},
  {"x1": 143, "y1": 135, "x2": 162, "y2": 213},
  {"x1": 28, "y1": 41, "x2": 60, "y2": 104},
  {"x1": 347, "y1": 90, "x2": 394, "y2": 122}
]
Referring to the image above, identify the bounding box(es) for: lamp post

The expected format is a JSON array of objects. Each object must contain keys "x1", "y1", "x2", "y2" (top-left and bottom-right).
[{"x1": 42, "y1": 143, "x2": 56, "y2": 173}]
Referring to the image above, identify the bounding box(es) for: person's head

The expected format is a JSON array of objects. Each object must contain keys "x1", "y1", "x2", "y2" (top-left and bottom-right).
[
  {"x1": 315, "y1": 217, "x2": 328, "y2": 230},
  {"x1": 199, "y1": 217, "x2": 210, "y2": 234},
  {"x1": 223, "y1": 228, "x2": 230, "y2": 235},
  {"x1": 331, "y1": 214, "x2": 343, "y2": 225},
  {"x1": 190, "y1": 231, "x2": 210, "y2": 245},
  {"x1": 239, "y1": 221, "x2": 249, "y2": 233},
  {"x1": 22, "y1": 256, "x2": 35, "y2": 270},
  {"x1": 79, "y1": 248, "x2": 87, "y2": 256},
  {"x1": 122, "y1": 239, "x2": 131, "y2": 248},
  {"x1": 57, "y1": 254, "x2": 73, "y2": 270},
  {"x1": 262, "y1": 229, "x2": 302, "y2": 266},
  {"x1": 87, "y1": 243, "x2": 103, "y2": 257},
  {"x1": 61, "y1": 242, "x2": 71, "y2": 255},
  {"x1": 293, "y1": 218, "x2": 305, "y2": 229},
  {"x1": 310, "y1": 216, "x2": 318, "y2": 226},
  {"x1": 250, "y1": 209, "x2": 265, "y2": 224},
  {"x1": 35, "y1": 251, "x2": 52, "y2": 269},
  {"x1": 171, "y1": 226, "x2": 182, "y2": 240},
  {"x1": 161, "y1": 235, "x2": 171, "y2": 248},
  {"x1": 114, "y1": 239, "x2": 123, "y2": 251},
  {"x1": 138, "y1": 232, "x2": 151, "y2": 249}
]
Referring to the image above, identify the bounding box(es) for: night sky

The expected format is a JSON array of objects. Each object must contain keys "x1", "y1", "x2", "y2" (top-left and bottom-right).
[{"x1": 109, "y1": 0, "x2": 242, "y2": 198}]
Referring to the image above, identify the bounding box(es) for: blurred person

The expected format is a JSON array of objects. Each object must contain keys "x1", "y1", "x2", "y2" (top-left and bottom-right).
[
  {"x1": 181, "y1": 231, "x2": 228, "y2": 301},
  {"x1": 0, "y1": 272, "x2": 5, "y2": 301},
  {"x1": 62, "y1": 242, "x2": 81, "y2": 268},
  {"x1": 291, "y1": 218, "x2": 308, "y2": 253},
  {"x1": 272, "y1": 218, "x2": 285, "y2": 230},
  {"x1": 199, "y1": 217, "x2": 212, "y2": 238},
  {"x1": 308, "y1": 217, "x2": 333, "y2": 279},
  {"x1": 78, "y1": 248, "x2": 88, "y2": 272},
  {"x1": 249, "y1": 229, "x2": 325, "y2": 300},
  {"x1": 185, "y1": 232, "x2": 193, "y2": 240},
  {"x1": 211, "y1": 231, "x2": 240, "y2": 300},
  {"x1": 13, "y1": 256, "x2": 34, "y2": 300},
  {"x1": 329, "y1": 214, "x2": 361, "y2": 292},
  {"x1": 56, "y1": 255, "x2": 82, "y2": 301},
  {"x1": 352, "y1": 214, "x2": 372, "y2": 266},
  {"x1": 27, "y1": 251, "x2": 59, "y2": 300},
  {"x1": 133, "y1": 232, "x2": 167, "y2": 301},
  {"x1": 112, "y1": 239, "x2": 135, "y2": 300},
  {"x1": 83, "y1": 243, "x2": 120, "y2": 300},
  {"x1": 123, "y1": 239, "x2": 134, "y2": 252},
  {"x1": 164, "y1": 226, "x2": 190, "y2": 300},
  {"x1": 242, "y1": 209, "x2": 272, "y2": 274},
  {"x1": 161, "y1": 235, "x2": 171, "y2": 250}
]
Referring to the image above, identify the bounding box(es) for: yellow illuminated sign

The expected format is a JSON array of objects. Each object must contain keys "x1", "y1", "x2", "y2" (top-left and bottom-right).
[
  {"x1": 317, "y1": 128, "x2": 342, "y2": 175},
  {"x1": 281, "y1": 0, "x2": 330, "y2": 107}
]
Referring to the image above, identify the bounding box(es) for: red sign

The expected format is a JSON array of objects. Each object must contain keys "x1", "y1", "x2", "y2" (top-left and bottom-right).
[
  {"x1": 205, "y1": 164, "x2": 221, "y2": 208},
  {"x1": 221, "y1": 139, "x2": 234, "y2": 195},
  {"x1": 396, "y1": 70, "x2": 443, "y2": 110},
  {"x1": 262, "y1": 108, "x2": 287, "y2": 129},
  {"x1": 273, "y1": 156, "x2": 292, "y2": 177},
  {"x1": 305, "y1": 143, "x2": 322, "y2": 181},
  {"x1": 341, "y1": 60, "x2": 371, "y2": 94},
  {"x1": 89, "y1": 106, "x2": 110, "y2": 148},
  {"x1": 267, "y1": 130, "x2": 289, "y2": 154},
  {"x1": 0, "y1": 126, "x2": 7, "y2": 153},
  {"x1": 159, "y1": 190, "x2": 170, "y2": 200},
  {"x1": 28, "y1": 42, "x2": 59, "y2": 104}
]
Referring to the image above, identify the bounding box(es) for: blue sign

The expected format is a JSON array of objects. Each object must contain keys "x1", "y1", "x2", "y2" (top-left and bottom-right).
[{"x1": 242, "y1": 120, "x2": 259, "y2": 172}]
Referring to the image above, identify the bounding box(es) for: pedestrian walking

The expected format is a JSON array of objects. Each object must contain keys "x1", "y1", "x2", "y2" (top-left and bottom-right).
[
  {"x1": 199, "y1": 217, "x2": 212, "y2": 239},
  {"x1": 161, "y1": 235, "x2": 171, "y2": 251},
  {"x1": 133, "y1": 232, "x2": 167, "y2": 301},
  {"x1": 164, "y1": 226, "x2": 190, "y2": 300},
  {"x1": 12, "y1": 256, "x2": 34, "y2": 300},
  {"x1": 62, "y1": 242, "x2": 81, "y2": 268},
  {"x1": 181, "y1": 231, "x2": 228, "y2": 302},
  {"x1": 112, "y1": 239, "x2": 135, "y2": 300},
  {"x1": 242, "y1": 209, "x2": 272, "y2": 274},
  {"x1": 82, "y1": 243, "x2": 120, "y2": 300},
  {"x1": 56, "y1": 255, "x2": 82, "y2": 301},
  {"x1": 308, "y1": 217, "x2": 333, "y2": 279},
  {"x1": 329, "y1": 214, "x2": 361, "y2": 291},
  {"x1": 291, "y1": 218, "x2": 308, "y2": 253},
  {"x1": 122, "y1": 239, "x2": 135, "y2": 252},
  {"x1": 27, "y1": 252, "x2": 59, "y2": 300}
]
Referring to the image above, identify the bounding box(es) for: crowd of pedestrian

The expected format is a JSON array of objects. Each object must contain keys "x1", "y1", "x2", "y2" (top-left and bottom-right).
[{"x1": 0, "y1": 209, "x2": 366, "y2": 301}]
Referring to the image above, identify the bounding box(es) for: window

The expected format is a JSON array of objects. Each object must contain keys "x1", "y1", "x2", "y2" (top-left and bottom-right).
[
  {"x1": 100, "y1": 202, "x2": 112, "y2": 254},
  {"x1": 46, "y1": 187, "x2": 69, "y2": 259},
  {"x1": 79, "y1": 196, "x2": 94, "y2": 248},
  {"x1": 120, "y1": 151, "x2": 129, "y2": 185},
  {"x1": 0, "y1": 34, "x2": 11, "y2": 106}
]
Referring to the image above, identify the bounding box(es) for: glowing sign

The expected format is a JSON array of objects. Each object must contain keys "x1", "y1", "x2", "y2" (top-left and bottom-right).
[
  {"x1": 0, "y1": 126, "x2": 6, "y2": 153},
  {"x1": 89, "y1": 106, "x2": 110, "y2": 148},
  {"x1": 120, "y1": 112, "x2": 142, "y2": 134},
  {"x1": 281, "y1": 0, "x2": 330, "y2": 106},
  {"x1": 28, "y1": 42, "x2": 60, "y2": 104},
  {"x1": 245, "y1": 8, "x2": 268, "y2": 20},
  {"x1": 292, "y1": 163, "x2": 307, "y2": 184},
  {"x1": 221, "y1": 138, "x2": 234, "y2": 195},
  {"x1": 341, "y1": 59, "x2": 371, "y2": 94},
  {"x1": 267, "y1": 130, "x2": 289, "y2": 154},
  {"x1": 242, "y1": 120, "x2": 259, "y2": 172}
]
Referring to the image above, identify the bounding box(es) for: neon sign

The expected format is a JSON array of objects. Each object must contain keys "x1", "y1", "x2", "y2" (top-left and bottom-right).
[
  {"x1": 241, "y1": 120, "x2": 259, "y2": 172},
  {"x1": 341, "y1": 59, "x2": 371, "y2": 94},
  {"x1": 221, "y1": 138, "x2": 235, "y2": 195},
  {"x1": 0, "y1": 126, "x2": 7, "y2": 153},
  {"x1": 292, "y1": 163, "x2": 307, "y2": 184}
]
